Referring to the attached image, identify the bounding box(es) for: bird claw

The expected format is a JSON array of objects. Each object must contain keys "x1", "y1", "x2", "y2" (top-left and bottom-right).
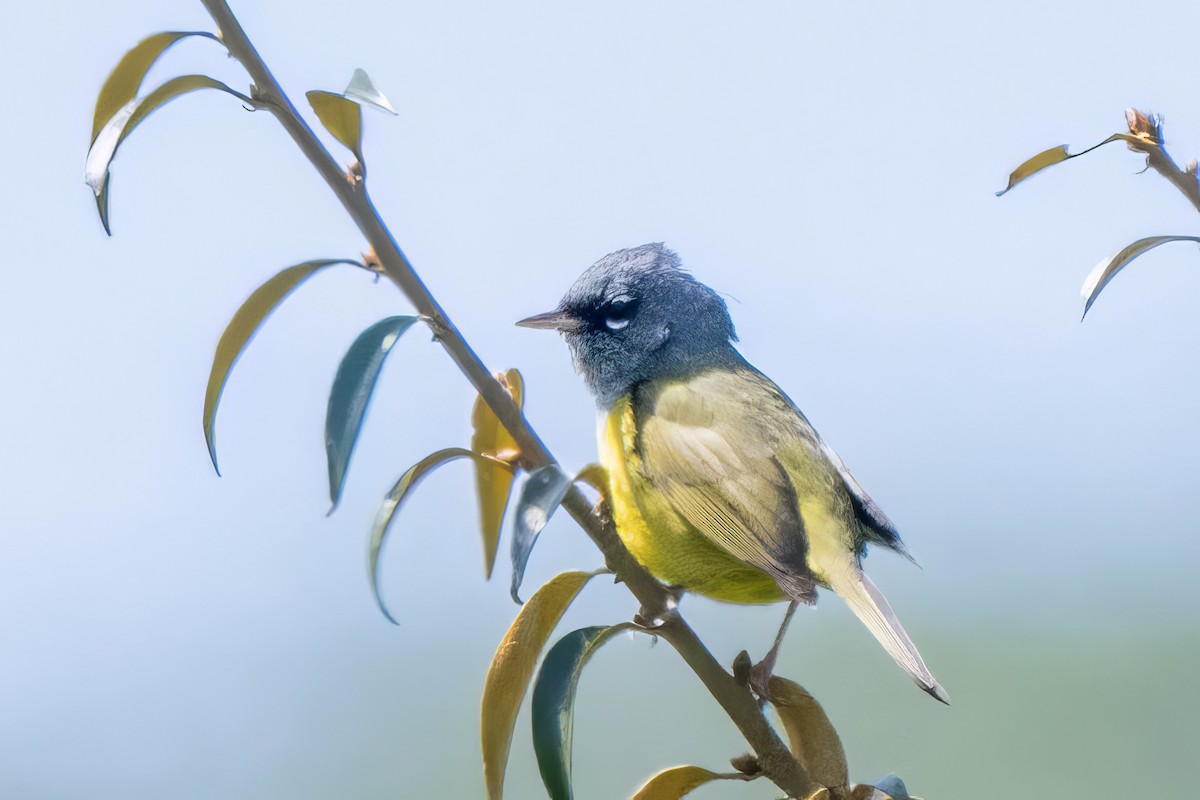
[
  {"x1": 633, "y1": 584, "x2": 684, "y2": 628},
  {"x1": 748, "y1": 656, "x2": 777, "y2": 704}
]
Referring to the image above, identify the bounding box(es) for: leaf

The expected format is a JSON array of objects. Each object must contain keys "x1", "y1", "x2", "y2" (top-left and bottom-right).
[
  {"x1": 510, "y1": 464, "x2": 572, "y2": 603},
  {"x1": 532, "y1": 624, "x2": 635, "y2": 800},
  {"x1": 471, "y1": 369, "x2": 525, "y2": 578},
  {"x1": 91, "y1": 31, "x2": 221, "y2": 144},
  {"x1": 995, "y1": 134, "x2": 1126, "y2": 197},
  {"x1": 572, "y1": 463, "x2": 608, "y2": 499},
  {"x1": 370, "y1": 448, "x2": 514, "y2": 624},
  {"x1": 326, "y1": 316, "x2": 421, "y2": 511},
  {"x1": 203, "y1": 260, "x2": 362, "y2": 474},
  {"x1": 849, "y1": 775, "x2": 918, "y2": 800},
  {"x1": 344, "y1": 68, "x2": 398, "y2": 115},
  {"x1": 1080, "y1": 235, "x2": 1200, "y2": 319},
  {"x1": 628, "y1": 766, "x2": 731, "y2": 800},
  {"x1": 482, "y1": 571, "x2": 600, "y2": 800},
  {"x1": 766, "y1": 676, "x2": 849, "y2": 791},
  {"x1": 307, "y1": 90, "x2": 363, "y2": 163},
  {"x1": 995, "y1": 145, "x2": 1070, "y2": 196},
  {"x1": 86, "y1": 74, "x2": 253, "y2": 234}
]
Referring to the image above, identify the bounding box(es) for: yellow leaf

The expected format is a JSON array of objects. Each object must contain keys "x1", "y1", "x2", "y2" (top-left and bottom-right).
[
  {"x1": 995, "y1": 145, "x2": 1070, "y2": 196},
  {"x1": 628, "y1": 765, "x2": 728, "y2": 800},
  {"x1": 767, "y1": 676, "x2": 849, "y2": 791},
  {"x1": 481, "y1": 570, "x2": 597, "y2": 800},
  {"x1": 91, "y1": 31, "x2": 220, "y2": 144},
  {"x1": 306, "y1": 90, "x2": 363, "y2": 162},
  {"x1": 87, "y1": 74, "x2": 252, "y2": 234},
  {"x1": 470, "y1": 369, "x2": 524, "y2": 578}
]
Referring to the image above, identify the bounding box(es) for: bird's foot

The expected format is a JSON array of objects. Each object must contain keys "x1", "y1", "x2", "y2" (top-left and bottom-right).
[
  {"x1": 632, "y1": 584, "x2": 684, "y2": 629},
  {"x1": 748, "y1": 652, "x2": 780, "y2": 705}
]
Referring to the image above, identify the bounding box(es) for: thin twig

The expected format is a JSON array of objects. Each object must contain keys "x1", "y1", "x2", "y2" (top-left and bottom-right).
[{"x1": 196, "y1": 1, "x2": 815, "y2": 796}]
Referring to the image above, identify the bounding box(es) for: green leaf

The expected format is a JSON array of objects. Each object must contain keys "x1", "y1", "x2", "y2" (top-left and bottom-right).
[
  {"x1": 91, "y1": 31, "x2": 221, "y2": 144},
  {"x1": 370, "y1": 448, "x2": 514, "y2": 624},
  {"x1": 344, "y1": 68, "x2": 398, "y2": 115},
  {"x1": 629, "y1": 766, "x2": 732, "y2": 800},
  {"x1": 471, "y1": 369, "x2": 524, "y2": 578},
  {"x1": 482, "y1": 571, "x2": 600, "y2": 800},
  {"x1": 510, "y1": 464, "x2": 572, "y2": 603},
  {"x1": 307, "y1": 90, "x2": 363, "y2": 163},
  {"x1": 766, "y1": 676, "x2": 849, "y2": 791},
  {"x1": 532, "y1": 624, "x2": 635, "y2": 800},
  {"x1": 995, "y1": 134, "x2": 1127, "y2": 197},
  {"x1": 326, "y1": 316, "x2": 421, "y2": 511},
  {"x1": 1080, "y1": 235, "x2": 1200, "y2": 319},
  {"x1": 86, "y1": 74, "x2": 254, "y2": 234},
  {"x1": 203, "y1": 260, "x2": 362, "y2": 474}
]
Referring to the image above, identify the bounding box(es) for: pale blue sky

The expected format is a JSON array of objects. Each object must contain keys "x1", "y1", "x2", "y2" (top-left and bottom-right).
[{"x1": 3, "y1": 1, "x2": 1199, "y2": 798}]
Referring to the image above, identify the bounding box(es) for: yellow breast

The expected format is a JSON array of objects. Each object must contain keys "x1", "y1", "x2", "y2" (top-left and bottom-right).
[{"x1": 600, "y1": 396, "x2": 785, "y2": 604}]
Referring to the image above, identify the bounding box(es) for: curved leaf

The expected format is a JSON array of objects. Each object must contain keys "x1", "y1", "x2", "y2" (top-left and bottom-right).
[
  {"x1": 1080, "y1": 235, "x2": 1200, "y2": 319},
  {"x1": 344, "y1": 68, "x2": 398, "y2": 115},
  {"x1": 86, "y1": 74, "x2": 253, "y2": 234},
  {"x1": 995, "y1": 134, "x2": 1125, "y2": 197},
  {"x1": 370, "y1": 448, "x2": 514, "y2": 624},
  {"x1": 510, "y1": 464, "x2": 572, "y2": 603},
  {"x1": 849, "y1": 775, "x2": 917, "y2": 800},
  {"x1": 91, "y1": 31, "x2": 222, "y2": 144},
  {"x1": 326, "y1": 316, "x2": 421, "y2": 511},
  {"x1": 203, "y1": 260, "x2": 362, "y2": 474},
  {"x1": 471, "y1": 369, "x2": 525, "y2": 578},
  {"x1": 766, "y1": 676, "x2": 848, "y2": 791},
  {"x1": 482, "y1": 570, "x2": 600, "y2": 800},
  {"x1": 629, "y1": 766, "x2": 732, "y2": 800},
  {"x1": 307, "y1": 90, "x2": 363, "y2": 163},
  {"x1": 532, "y1": 624, "x2": 635, "y2": 800}
]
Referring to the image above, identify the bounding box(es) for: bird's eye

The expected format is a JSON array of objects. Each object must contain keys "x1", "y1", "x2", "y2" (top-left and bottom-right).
[{"x1": 603, "y1": 296, "x2": 637, "y2": 331}]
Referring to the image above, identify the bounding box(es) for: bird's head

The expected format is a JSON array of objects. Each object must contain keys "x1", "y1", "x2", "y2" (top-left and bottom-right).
[{"x1": 517, "y1": 243, "x2": 737, "y2": 408}]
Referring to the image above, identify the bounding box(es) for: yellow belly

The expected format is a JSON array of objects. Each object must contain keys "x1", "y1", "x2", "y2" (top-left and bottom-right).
[{"x1": 600, "y1": 398, "x2": 785, "y2": 604}]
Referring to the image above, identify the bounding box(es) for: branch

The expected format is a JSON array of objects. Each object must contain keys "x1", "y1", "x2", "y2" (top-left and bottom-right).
[
  {"x1": 196, "y1": 1, "x2": 815, "y2": 796},
  {"x1": 1124, "y1": 108, "x2": 1200, "y2": 215}
]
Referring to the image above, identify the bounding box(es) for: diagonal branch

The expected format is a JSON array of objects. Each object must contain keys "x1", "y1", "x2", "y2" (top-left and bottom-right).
[{"x1": 196, "y1": 0, "x2": 815, "y2": 796}]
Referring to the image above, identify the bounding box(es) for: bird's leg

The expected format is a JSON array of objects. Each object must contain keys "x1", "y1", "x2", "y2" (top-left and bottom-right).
[{"x1": 749, "y1": 600, "x2": 798, "y2": 701}]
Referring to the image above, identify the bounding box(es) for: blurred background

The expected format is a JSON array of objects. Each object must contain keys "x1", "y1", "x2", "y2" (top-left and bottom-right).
[{"x1": 3, "y1": 1, "x2": 1198, "y2": 797}]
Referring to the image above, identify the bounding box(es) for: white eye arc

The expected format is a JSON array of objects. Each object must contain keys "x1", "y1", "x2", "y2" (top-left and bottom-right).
[{"x1": 603, "y1": 295, "x2": 635, "y2": 331}]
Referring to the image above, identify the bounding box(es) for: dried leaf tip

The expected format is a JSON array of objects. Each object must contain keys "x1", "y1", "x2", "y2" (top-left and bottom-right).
[{"x1": 1125, "y1": 108, "x2": 1163, "y2": 145}]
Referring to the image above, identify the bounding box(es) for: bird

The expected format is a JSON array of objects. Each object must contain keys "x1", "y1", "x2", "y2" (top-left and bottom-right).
[{"x1": 516, "y1": 242, "x2": 948, "y2": 704}]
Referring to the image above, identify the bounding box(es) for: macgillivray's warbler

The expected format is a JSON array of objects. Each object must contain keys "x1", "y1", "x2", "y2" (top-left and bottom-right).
[{"x1": 517, "y1": 243, "x2": 947, "y2": 704}]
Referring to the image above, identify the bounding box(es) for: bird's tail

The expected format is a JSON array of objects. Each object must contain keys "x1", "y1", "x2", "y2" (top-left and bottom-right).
[{"x1": 830, "y1": 569, "x2": 950, "y2": 704}]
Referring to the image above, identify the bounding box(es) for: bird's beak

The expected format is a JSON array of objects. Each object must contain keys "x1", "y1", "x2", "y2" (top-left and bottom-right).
[{"x1": 515, "y1": 309, "x2": 583, "y2": 333}]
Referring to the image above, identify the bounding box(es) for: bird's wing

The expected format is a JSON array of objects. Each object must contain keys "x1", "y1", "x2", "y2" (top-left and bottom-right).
[
  {"x1": 634, "y1": 371, "x2": 818, "y2": 602},
  {"x1": 769, "y1": 374, "x2": 910, "y2": 558}
]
